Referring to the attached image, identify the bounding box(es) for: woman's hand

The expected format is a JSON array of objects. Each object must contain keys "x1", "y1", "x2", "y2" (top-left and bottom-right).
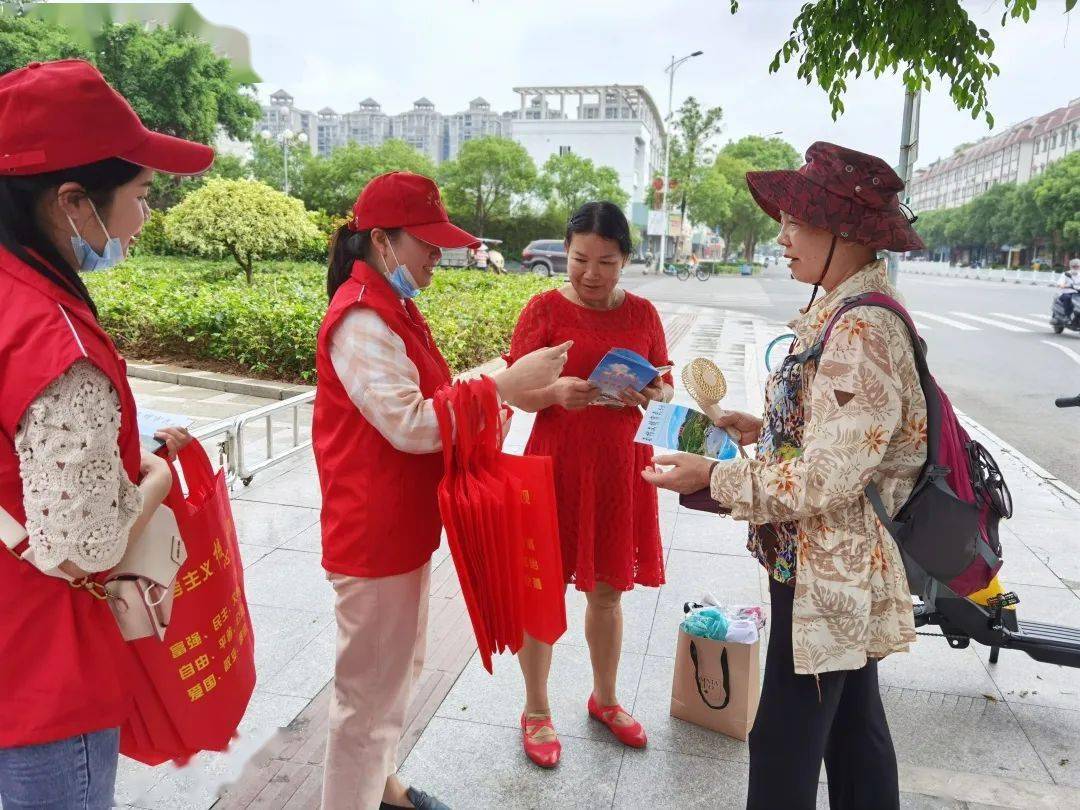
[
  {"x1": 139, "y1": 450, "x2": 173, "y2": 503},
  {"x1": 552, "y1": 377, "x2": 600, "y2": 410},
  {"x1": 616, "y1": 376, "x2": 666, "y2": 408},
  {"x1": 641, "y1": 452, "x2": 716, "y2": 494},
  {"x1": 493, "y1": 341, "x2": 573, "y2": 402},
  {"x1": 153, "y1": 426, "x2": 192, "y2": 461},
  {"x1": 712, "y1": 410, "x2": 763, "y2": 446}
]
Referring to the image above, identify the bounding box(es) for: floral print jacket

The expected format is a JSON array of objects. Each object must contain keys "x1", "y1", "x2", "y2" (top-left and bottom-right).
[{"x1": 710, "y1": 261, "x2": 926, "y2": 675}]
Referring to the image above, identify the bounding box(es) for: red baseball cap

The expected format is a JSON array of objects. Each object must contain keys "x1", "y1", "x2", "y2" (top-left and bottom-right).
[
  {"x1": 351, "y1": 171, "x2": 480, "y2": 249},
  {"x1": 0, "y1": 59, "x2": 214, "y2": 177}
]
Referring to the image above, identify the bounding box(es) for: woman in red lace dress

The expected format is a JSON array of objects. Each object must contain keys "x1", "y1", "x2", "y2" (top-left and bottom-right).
[{"x1": 506, "y1": 201, "x2": 673, "y2": 767}]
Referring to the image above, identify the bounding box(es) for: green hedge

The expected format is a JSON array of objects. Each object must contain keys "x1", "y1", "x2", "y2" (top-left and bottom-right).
[{"x1": 85, "y1": 257, "x2": 558, "y2": 383}]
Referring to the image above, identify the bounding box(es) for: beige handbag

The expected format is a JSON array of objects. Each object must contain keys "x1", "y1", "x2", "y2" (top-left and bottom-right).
[{"x1": 105, "y1": 505, "x2": 187, "y2": 641}]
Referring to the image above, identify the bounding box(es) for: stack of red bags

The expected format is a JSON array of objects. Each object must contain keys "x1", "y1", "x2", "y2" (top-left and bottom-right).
[{"x1": 433, "y1": 377, "x2": 566, "y2": 673}]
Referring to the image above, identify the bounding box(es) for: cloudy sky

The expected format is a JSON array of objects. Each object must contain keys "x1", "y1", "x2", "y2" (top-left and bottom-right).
[{"x1": 193, "y1": 0, "x2": 1078, "y2": 168}]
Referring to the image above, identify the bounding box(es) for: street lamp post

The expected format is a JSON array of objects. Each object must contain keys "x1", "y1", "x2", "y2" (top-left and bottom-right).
[
  {"x1": 888, "y1": 89, "x2": 920, "y2": 287},
  {"x1": 260, "y1": 128, "x2": 309, "y2": 195},
  {"x1": 657, "y1": 50, "x2": 703, "y2": 272}
]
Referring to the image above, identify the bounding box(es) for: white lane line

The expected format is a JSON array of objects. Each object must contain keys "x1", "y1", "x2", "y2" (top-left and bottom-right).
[
  {"x1": 1043, "y1": 340, "x2": 1080, "y2": 367},
  {"x1": 1029, "y1": 313, "x2": 1051, "y2": 319},
  {"x1": 913, "y1": 321, "x2": 932, "y2": 331},
  {"x1": 992, "y1": 313, "x2": 1050, "y2": 328},
  {"x1": 911, "y1": 311, "x2": 981, "y2": 331},
  {"x1": 948, "y1": 311, "x2": 1031, "y2": 332}
]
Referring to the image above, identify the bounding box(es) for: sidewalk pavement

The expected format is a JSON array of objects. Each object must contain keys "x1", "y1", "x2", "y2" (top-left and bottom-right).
[{"x1": 117, "y1": 287, "x2": 1080, "y2": 810}]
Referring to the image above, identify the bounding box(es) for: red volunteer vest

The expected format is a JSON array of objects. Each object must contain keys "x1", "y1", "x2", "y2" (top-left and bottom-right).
[
  {"x1": 0, "y1": 248, "x2": 141, "y2": 747},
  {"x1": 313, "y1": 261, "x2": 453, "y2": 578}
]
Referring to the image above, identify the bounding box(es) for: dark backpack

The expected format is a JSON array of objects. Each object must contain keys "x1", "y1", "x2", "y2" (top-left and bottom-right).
[{"x1": 805, "y1": 292, "x2": 1011, "y2": 599}]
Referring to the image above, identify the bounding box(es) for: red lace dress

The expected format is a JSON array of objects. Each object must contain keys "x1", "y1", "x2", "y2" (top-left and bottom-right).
[{"x1": 506, "y1": 289, "x2": 672, "y2": 592}]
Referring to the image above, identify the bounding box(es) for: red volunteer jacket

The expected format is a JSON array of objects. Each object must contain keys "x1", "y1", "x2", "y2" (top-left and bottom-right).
[
  {"x1": 313, "y1": 261, "x2": 452, "y2": 578},
  {"x1": 0, "y1": 248, "x2": 139, "y2": 747}
]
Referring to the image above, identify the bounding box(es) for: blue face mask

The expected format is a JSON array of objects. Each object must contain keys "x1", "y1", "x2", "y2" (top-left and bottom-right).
[
  {"x1": 382, "y1": 242, "x2": 421, "y2": 299},
  {"x1": 67, "y1": 202, "x2": 125, "y2": 272}
]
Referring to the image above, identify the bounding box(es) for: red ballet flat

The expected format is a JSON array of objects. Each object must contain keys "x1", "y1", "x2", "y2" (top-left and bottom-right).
[
  {"x1": 520, "y1": 712, "x2": 561, "y2": 768},
  {"x1": 587, "y1": 694, "x2": 647, "y2": 748}
]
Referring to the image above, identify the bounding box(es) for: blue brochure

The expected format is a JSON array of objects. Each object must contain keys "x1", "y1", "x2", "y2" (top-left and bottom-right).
[{"x1": 588, "y1": 348, "x2": 671, "y2": 400}]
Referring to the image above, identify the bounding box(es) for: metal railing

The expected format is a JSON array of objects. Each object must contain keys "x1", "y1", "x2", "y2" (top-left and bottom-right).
[
  {"x1": 190, "y1": 391, "x2": 315, "y2": 487},
  {"x1": 900, "y1": 261, "x2": 1059, "y2": 287}
]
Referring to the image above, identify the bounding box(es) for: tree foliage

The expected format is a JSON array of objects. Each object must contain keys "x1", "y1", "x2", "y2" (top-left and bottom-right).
[
  {"x1": 438, "y1": 137, "x2": 537, "y2": 237},
  {"x1": 714, "y1": 136, "x2": 800, "y2": 261},
  {"x1": 538, "y1": 151, "x2": 628, "y2": 219},
  {"x1": 729, "y1": 0, "x2": 1072, "y2": 126},
  {"x1": 165, "y1": 179, "x2": 319, "y2": 283},
  {"x1": 669, "y1": 97, "x2": 724, "y2": 220}
]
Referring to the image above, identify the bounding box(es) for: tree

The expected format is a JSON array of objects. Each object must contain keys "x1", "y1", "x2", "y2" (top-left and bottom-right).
[
  {"x1": 249, "y1": 133, "x2": 314, "y2": 200},
  {"x1": 438, "y1": 137, "x2": 537, "y2": 237},
  {"x1": 0, "y1": 15, "x2": 89, "y2": 73},
  {"x1": 165, "y1": 179, "x2": 319, "y2": 284},
  {"x1": 685, "y1": 166, "x2": 735, "y2": 234},
  {"x1": 730, "y1": 0, "x2": 1074, "y2": 126},
  {"x1": 93, "y1": 23, "x2": 260, "y2": 144},
  {"x1": 1034, "y1": 152, "x2": 1080, "y2": 256},
  {"x1": 669, "y1": 97, "x2": 724, "y2": 223},
  {"x1": 297, "y1": 139, "x2": 437, "y2": 216},
  {"x1": 715, "y1": 136, "x2": 800, "y2": 261},
  {"x1": 539, "y1": 152, "x2": 628, "y2": 219}
]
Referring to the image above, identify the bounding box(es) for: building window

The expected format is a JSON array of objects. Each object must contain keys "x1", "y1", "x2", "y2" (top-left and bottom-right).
[{"x1": 559, "y1": 145, "x2": 572, "y2": 156}]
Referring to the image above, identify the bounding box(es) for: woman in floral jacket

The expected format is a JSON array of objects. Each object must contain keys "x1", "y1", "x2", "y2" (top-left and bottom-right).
[{"x1": 644, "y1": 142, "x2": 928, "y2": 810}]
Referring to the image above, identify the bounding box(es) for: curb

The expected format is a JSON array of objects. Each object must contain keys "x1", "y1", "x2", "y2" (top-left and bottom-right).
[{"x1": 128, "y1": 356, "x2": 508, "y2": 400}]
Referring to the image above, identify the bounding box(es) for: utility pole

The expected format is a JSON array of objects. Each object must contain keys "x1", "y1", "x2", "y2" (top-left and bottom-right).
[
  {"x1": 657, "y1": 50, "x2": 702, "y2": 272},
  {"x1": 888, "y1": 88, "x2": 920, "y2": 287}
]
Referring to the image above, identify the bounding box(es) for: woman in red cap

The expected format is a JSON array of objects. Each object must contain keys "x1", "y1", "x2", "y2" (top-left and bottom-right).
[
  {"x1": 313, "y1": 171, "x2": 570, "y2": 810},
  {"x1": 644, "y1": 142, "x2": 928, "y2": 810},
  {"x1": 0, "y1": 60, "x2": 214, "y2": 808}
]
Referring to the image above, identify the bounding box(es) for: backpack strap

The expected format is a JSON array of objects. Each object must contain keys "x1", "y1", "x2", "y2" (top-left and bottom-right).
[{"x1": 798, "y1": 292, "x2": 943, "y2": 526}]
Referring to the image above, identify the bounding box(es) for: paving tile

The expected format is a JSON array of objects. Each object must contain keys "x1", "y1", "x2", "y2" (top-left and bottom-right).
[
  {"x1": 230, "y1": 500, "x2": 319, "y2": 549},
  {"x1": 670, "y1": 512, "x2": 751, "y2": 556},
  {"x1": 398, "y1": 716, "x2": 622, "y2": 809},
  {"x1": 1011, "y1": 703, "x2": 1080, "y2": 789},
  {"x1": 261, "y1": 620, "x2": 336, "y2": 700},
  {"x1": 612, "y1": 746, "x2": 749, "y2": 809},
  {"x1": 881, "y1": 686, "x2": 1052, "y2": 784},
  {"x1": 235, "y1": 467, "x2": 323, "y2": 509},
  {"x1": 243, "y1": 549, "x2": 334, "y2": 615},
  {"x1": 247, "y1": 603, "x2": 330, "y2": 684},
  {"x1": 278, "y1": 523, "x2": 322, "y2": 554},
  {"x1": 878, "y1": 637, "x2": 1003, "y2": 700}
]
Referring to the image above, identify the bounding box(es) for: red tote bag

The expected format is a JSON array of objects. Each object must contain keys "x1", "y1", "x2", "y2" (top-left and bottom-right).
[{"x1": 119, "y1": 440, "x2": 256, "y2": 764}]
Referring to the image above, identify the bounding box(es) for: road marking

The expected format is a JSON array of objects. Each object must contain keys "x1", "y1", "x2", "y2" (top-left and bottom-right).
[
  {"x1": 913, "y1": 321, "x2": 932, "y2": 331},
  {"x1": 992, "y1": 313, "x2": 1050, "y2": 328},
  {"x1": 1029, "y1": 313, "x2": 1051, "y2": 319},
  {"x1": 1043, "y1": 340, "x2": 1080, "y2": 367},
  {"x1": 948, "y1": 312, "x2": 1031, "y2": 332},
  {"x1": 911, "y1": 311, "x2": 981, "y2": 331}
]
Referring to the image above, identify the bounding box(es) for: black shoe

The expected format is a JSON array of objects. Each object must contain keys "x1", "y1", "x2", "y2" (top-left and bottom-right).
[{"x1": 406, "y1": 786, "x2": 451, "y2": 810}]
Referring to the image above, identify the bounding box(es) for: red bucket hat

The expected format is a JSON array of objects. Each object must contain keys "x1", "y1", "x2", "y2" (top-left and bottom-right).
[
  {"x1": 0, "y1": 60, "x2": 214, "y2": 176},
  {"x1": 745, "y1": 141, "x2": 924, "y2": 252},
  {"x1": 351, "y1": 171, "x2": 480, "y2": 249}
]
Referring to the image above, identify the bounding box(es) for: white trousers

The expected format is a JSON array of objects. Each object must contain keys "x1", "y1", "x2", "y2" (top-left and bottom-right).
[{"x1": 321, "y1": 561, "x2": 430, "y2": 810}]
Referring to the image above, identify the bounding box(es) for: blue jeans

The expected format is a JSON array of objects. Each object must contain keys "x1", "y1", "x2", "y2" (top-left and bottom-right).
[{"x1": 0, "y1": 728, "x2": 119, "y2": 809}]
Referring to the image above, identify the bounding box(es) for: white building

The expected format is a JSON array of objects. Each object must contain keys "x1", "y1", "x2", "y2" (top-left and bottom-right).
[
  {"x1": 508, "y1": 85, "x2": 665, "y2": 226},
  {"x1": 345, "y1": 98, "x2": 391, "y2": 149},
  {"x1": 909, "y1": 98, "x2": 1080, "y2": 212},
  {"x1": 260, "y1": 89, "x2": 317, "y2": 154},
  {"x1": 390, "y1": 98, "x2": 444, "y2": 164},
  {"x1": 315, "y1": 107, "x2": 348, "y2": 157},
  {"x1": 444, "y1": 97, "x2": 505, "y2": 160}
]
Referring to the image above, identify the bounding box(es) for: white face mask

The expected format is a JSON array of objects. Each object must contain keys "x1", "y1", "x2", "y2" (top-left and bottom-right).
[{"x1": 66, "y1": 200, "x2": 124, "y2": 272}]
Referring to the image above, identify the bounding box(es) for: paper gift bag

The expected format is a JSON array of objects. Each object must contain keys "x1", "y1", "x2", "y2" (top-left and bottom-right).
[{"x1": 670, "y1": 627, "x2": 760, "y2": 741}]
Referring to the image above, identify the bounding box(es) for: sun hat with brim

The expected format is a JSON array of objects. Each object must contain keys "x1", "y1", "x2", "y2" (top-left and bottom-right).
[
  {"x1": 350, "y1": 171, "x2": 481, "y2": 250},
  {"x1": 0, "y1": 60, "x2": 214, "y2": 177},
  {"x1": 745, "y1": 141, "x2": 924, "y2": 253}
]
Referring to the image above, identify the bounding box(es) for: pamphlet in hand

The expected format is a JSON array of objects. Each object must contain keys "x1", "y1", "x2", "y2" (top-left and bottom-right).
[
  {"x1": 588, "y1": 348, "x2": 672, "y2": 404},
  {"x1": 634, "y1": 401, "x2": 737, "y2": 460},
  {"x1": 137, "y1": 408, "x2": 193, "y2": 453}
]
